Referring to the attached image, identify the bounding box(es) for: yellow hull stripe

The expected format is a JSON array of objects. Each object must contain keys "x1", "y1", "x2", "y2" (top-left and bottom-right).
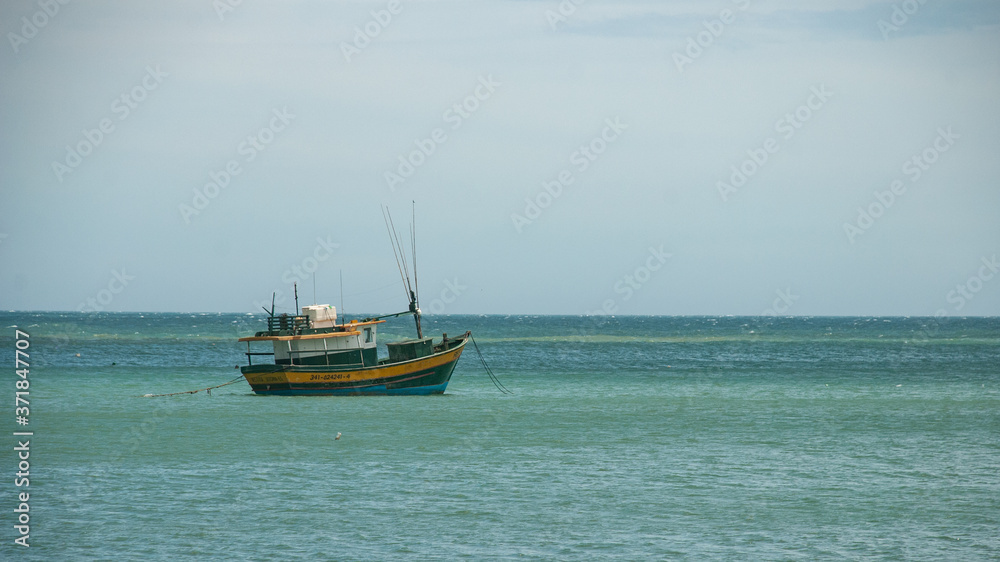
[{"x1": 244, "y1": 345, "x2": 464, "y2": 386}]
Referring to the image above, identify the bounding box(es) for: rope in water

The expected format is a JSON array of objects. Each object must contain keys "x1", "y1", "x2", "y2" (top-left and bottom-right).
[
  {"x1": 142, "y1": 375, "x2": 246, "y2": 398},
  {"x1": 143, "y1": 339, "x2": 504, "y2": 397},
  {"x1": 470, "y1": 334, "x2": 512, "y2": 394}
]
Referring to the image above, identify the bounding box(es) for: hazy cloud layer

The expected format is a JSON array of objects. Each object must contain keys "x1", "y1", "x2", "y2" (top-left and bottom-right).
[{"x1": 1, "y1": 0, "x2": 998, "y2": 315}]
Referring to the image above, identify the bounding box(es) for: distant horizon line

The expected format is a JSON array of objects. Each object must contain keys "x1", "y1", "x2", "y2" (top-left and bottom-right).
[{"x1": 3, "y1": 310, "x2": 999, "y2": 319}]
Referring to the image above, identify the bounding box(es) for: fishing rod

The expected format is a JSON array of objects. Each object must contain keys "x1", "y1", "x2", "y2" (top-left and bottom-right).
[
  {"x1": 382, "y1": 206, "x2": 410, "y2": 300},
  {"x1": 381, "y1": 204, "x2": 423, "y2": 339}
]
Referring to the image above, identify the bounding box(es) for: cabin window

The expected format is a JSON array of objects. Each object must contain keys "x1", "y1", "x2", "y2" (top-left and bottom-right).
[{"x1": 364, "y1": 327, "x2": 373, "y2": 343}]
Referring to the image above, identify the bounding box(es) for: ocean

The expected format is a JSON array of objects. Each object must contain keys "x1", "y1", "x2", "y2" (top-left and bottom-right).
[{"x1": 1, "y1": 312, "x2": 998, "y2": 560}]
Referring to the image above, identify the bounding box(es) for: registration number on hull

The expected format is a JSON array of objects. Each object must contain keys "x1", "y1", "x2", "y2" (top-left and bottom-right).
[{"x1": 308, "y1": 373, "x2": 353, "y2": 382}]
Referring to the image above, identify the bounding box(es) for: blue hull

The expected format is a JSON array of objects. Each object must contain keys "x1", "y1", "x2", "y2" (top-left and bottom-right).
[{"x1": 252, "y1": 381, "x2": 450, "y2": 396}]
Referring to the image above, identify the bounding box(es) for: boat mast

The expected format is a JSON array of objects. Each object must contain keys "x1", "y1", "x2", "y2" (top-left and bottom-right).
[
  {"x1": 411, "y1": 202, "x2": 422, "y2": 339},
  {"x1": 382, "y1": 205, "x2": 423, "y2": 340}
]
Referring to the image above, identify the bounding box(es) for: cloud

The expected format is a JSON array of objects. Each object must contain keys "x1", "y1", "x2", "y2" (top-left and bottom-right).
[{"x1": 553, "y1": 0, "x2": 1000, "y2": 42}]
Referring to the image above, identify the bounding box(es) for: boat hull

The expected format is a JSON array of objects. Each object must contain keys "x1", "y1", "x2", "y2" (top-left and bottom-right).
[{"x1": 241, "y1": 337, "x2": 467, "y2": 396}]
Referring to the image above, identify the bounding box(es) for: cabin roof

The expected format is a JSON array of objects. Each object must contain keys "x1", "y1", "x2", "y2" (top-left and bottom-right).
[
  {"x1": 237, "y1": 319, "x2": 385, "y2": 342},
  {"x1": 238, "y1": 331, "x2": 361, "y2": 342}
]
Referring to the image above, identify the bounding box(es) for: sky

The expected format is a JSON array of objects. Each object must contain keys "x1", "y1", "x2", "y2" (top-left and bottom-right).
[{"x1": 1, "y1": 0, "x2": 998, "y2": 316}]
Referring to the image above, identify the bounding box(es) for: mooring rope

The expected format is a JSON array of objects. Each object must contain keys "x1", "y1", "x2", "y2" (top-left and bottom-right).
[
  {"x1": 470, "y1": 334, "x2": 512, "y2": 394},
  {"x1": 142, "y1": 375, "x2": 246, "y2": 398}
]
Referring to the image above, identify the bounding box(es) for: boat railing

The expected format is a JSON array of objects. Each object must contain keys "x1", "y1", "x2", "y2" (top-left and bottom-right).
[
  {"x1": 244, "y1": 351, "x2": 274, "y2": 366},
  {"x1": 266, "y1": 314, "x2": 310, "y2": 335},
  {"x1": 245, "y1": 350, "x2": 364, "y2": 368},
  {"x1": 242, "y1": 343, "x2": 365, "y2": 368},
  {"x1": 285, "y1": 348, "x2": 365, "y2": 368}
]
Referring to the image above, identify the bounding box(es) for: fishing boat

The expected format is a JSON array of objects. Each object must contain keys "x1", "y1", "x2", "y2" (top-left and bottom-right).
[
  {"x1": 238, "y1": 207, "x2": 472, "y2": 396},
  {"x1": 238, "y1": 306, "x2": 470, "y2": 396}
]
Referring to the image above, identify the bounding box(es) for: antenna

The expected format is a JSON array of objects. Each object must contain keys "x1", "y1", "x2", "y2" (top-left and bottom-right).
[
  {"x1": 294, "y1": 282, "x2": 299, "y2": 315},
  {"x1": 339, "y1": 270, "x2": 345, "y2": 325},
  {"x1": 412, "y1": 200, "x2": 419, "y2": 308}
]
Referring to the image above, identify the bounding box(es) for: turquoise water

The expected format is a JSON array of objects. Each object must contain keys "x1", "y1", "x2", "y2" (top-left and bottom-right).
[{"x1": 2, "y1": 312, "x2": 998, "y2": 560}]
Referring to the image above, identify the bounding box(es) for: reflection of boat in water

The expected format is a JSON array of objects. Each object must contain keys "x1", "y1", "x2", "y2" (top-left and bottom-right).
[{"x1": 239, "y1": 207, "x2": 471, "y2": 396}]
